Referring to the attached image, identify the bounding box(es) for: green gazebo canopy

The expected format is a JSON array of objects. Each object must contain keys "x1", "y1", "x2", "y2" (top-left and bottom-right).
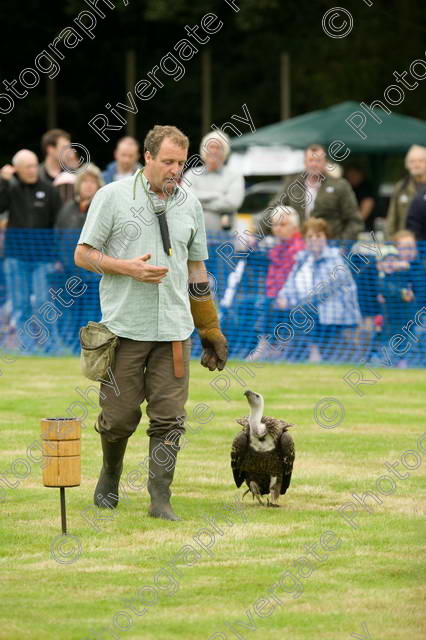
[{"x1": 231, "y1": 101, "x2": 426, "y2": 154}]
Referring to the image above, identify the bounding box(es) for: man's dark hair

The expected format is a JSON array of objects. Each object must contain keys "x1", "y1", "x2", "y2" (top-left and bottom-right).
[
  {"x1": 41, "y1": 129, "x2": 71, "y2": 155},
  {"x1": 305, "y1": 143, "x2": 327, "y2": 157},
  {"x1": 345, "y1": 163, "x2": 364, "y2": 173}
]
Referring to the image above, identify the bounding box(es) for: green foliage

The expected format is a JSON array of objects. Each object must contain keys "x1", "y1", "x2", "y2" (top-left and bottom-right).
[{"x1": 0, "y1": 0, "x2": 425, "y2": 168}]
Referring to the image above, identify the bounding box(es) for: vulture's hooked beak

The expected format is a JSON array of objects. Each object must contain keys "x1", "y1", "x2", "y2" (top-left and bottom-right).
[{"x1": 244, "y1": 389, "x2": 260, "y2": 401}]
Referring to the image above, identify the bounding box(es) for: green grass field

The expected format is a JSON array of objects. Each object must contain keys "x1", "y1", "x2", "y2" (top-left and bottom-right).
[{"x1": 0, "y1": 358, "x2": 425, "y2": 640}]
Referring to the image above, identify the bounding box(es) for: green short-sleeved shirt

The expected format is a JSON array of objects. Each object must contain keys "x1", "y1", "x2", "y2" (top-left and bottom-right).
[{"x1": 78, "y1": 172, "x2": 209, "y2": 341}]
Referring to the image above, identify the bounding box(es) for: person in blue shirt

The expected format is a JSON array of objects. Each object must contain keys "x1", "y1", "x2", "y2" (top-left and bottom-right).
[
  {"x1": 277, "y1": 218, "x2": 361, "y2": 362},
  {"x1": 102, "y1": 136, "x2": 142, "y2": 184}
]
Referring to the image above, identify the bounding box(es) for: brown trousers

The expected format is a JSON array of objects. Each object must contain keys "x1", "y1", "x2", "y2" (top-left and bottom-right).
[{"x1": 96, "y1": 337, "x2": 191, "y2": 442}]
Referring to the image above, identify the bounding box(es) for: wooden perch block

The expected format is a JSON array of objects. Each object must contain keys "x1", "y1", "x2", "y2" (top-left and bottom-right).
[{"x1": 41, "y1": 418, "x2": 81, "y2": 488}]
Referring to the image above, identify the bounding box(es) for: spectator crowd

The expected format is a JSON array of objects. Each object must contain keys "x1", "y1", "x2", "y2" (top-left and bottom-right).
[{"x1": 0, "y1": 128, "x2": 425, "y2": 364}]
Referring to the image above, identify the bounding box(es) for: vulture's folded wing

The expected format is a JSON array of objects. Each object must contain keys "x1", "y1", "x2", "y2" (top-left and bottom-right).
[
  {"x1": 231, "y1": 430, "x2": 249, "y2": 488},
  {"x1": 262, "y1": 416, "x2": 294, "y2": 432},
  {"x1": 278, "y1": 430, "x2": 295, "y2": 494},
  {"x1": 235, "y1": 417, "x2": 249, "y2": 429}
]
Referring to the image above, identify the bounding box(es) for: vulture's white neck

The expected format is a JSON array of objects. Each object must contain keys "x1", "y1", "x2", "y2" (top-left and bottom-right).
[{"x1": 249, "y1": 398, "x2": 266, "y2": 438}]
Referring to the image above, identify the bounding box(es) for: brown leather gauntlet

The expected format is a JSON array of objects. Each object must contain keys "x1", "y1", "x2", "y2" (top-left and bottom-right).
[{"x1": 189, "y1": 282, "x2": 228, "y2": 371}]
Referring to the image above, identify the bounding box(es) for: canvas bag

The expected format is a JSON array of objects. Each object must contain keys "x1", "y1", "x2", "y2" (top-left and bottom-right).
[{"x1": 79, "y1": 321, "x2": 120, "y2": 381}]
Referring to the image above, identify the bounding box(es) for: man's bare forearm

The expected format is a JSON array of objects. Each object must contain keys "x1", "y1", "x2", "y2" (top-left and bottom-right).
[
  {"x1": 187, "y1": 260, "x2": 207, "y2": 281},
  {"x1": 74, "y1": 244, "x2": 130, "y2": 276}
]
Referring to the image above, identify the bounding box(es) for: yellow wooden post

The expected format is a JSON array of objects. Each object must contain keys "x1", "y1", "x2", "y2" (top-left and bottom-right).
[{"x1": 41, "y1": 418, "x2": 81, "y2": 533}]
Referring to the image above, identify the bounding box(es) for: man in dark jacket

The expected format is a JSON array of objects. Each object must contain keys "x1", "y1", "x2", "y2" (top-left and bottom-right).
[
  {"x1": 386, "y1": 145, "x2": 426, "y2": 238},
  {"x1": 278, "y1": 144, "x2": 363, "y2": 241},
  {"x1": 0, "y1": 149, "x2": 62, "y2": 342},
  {"x1": 39, "y1": 128, "x2": 71, "y2": 184}
]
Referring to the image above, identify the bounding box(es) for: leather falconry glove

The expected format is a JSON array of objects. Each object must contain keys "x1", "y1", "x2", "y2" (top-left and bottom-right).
[{"x1": 189, "y1": 281, "x2": 228, "y2": 371}]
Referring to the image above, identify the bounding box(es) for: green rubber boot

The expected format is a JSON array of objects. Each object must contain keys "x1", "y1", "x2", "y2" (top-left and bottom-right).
[
  {"x1": 148, "y1": 436, "x2": 181, "y2": 521},
  {"x1": 94, "y1": 435, "x2": 128, "y2": 509}
]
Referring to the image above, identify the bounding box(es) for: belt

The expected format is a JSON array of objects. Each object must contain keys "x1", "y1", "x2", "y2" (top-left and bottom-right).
[{"x1": 172, "y1": 341, "x2": 184, "y2": 378}]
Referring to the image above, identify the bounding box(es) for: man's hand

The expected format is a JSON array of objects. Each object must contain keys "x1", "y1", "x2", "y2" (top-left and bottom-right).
[
  {"x1": 125, "y1": 253, "x2": 168, "y2": 283},
  {"x1": 199, "y1": 327, "x2": 228, "y2": 371},
  {"x1": 1, "y1": 164, "x2": 15, "y2": 180}
]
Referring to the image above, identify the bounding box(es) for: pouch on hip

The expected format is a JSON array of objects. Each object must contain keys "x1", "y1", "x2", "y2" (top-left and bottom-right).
[{"x1": 79, "y1": 321, "x2": 120, "y2": 381}]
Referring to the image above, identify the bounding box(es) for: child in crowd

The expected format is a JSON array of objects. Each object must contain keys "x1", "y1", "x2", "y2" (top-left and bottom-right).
[
  {"x1": 276, "y1": 218, "x2": 361, "y2": 362},
  {"x1": 375, "y1": 230, "x2": 426, "y2": 365}
]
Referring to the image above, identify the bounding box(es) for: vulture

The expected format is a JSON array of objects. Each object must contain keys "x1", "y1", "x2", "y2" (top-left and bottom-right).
[{"x1": 231, "y1": 390, "x2": 295, "y2": 507}]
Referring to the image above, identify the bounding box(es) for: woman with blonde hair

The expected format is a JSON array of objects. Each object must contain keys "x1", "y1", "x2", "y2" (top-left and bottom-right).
[{"x1": 55, "y1": 163, "x2": 104, "y2": 229}]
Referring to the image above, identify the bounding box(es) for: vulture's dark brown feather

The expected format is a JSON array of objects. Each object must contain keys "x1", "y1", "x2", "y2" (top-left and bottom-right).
[
  {"x1": 278, "y1": 430, "x2": 295, "y2": 494},
  {"x1": 230, "y1": 430, "x2": 249, "y2": 488},
  {"x1": 231, "y1": 415, "x2": 295, "y2": 500}
]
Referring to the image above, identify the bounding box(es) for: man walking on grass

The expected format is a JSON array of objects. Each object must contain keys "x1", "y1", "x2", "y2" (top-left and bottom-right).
[{"x1": 74, "y1": 125, "x2": 227, "y2": 521}]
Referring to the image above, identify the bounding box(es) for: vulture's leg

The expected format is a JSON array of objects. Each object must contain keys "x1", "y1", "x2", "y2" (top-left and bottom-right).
[
  {"x1": 268, "y1": 476, "x2": 281, "y2": 507},
  {"x1": 242, "y1": 488, "x2": 251, "y2": 501},
  {"x1": 249, "y1": 481, "x2": 265, "y2": 505}
]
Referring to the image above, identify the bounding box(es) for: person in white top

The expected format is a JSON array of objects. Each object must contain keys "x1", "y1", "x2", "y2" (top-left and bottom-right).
[{"x1": 184, "y1": 131, "x2": 245, "y2": 232}]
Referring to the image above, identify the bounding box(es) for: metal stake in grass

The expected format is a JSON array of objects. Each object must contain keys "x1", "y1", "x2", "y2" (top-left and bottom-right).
[
  {"x1": 60, "y1": 487, "x2": 67, "y2": 533},
  {"x1": 40, "y1": 417, "x2": 81, "y2": 533}
]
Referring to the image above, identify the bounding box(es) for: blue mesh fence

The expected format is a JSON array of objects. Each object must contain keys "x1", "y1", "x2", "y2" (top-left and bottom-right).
[{"x1": 1, "y1": 229, "x2": 426, "y2": 367}]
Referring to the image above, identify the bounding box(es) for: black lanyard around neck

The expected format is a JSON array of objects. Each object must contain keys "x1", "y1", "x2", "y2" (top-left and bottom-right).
[{"x1": 133, "y1": 169, "x2": 173, "y2": 257}]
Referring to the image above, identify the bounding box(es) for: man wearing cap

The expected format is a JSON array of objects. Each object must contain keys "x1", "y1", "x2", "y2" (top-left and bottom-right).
[{"x1": 74, "y1": 125, "x2": 227, "y2": 521}]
